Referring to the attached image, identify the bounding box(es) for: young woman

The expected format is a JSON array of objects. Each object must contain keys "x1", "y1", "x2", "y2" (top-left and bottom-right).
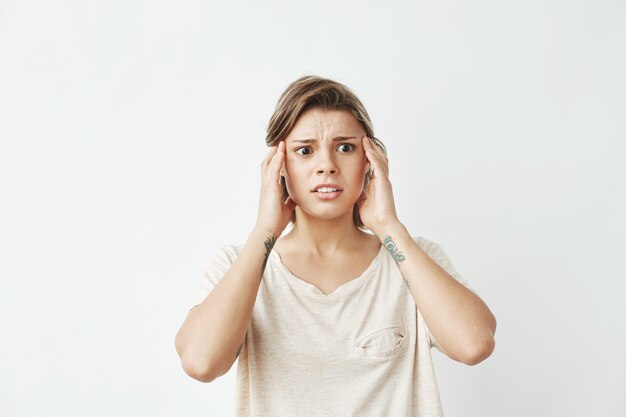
[{"x1": 175, "y1": 76, "x2": 497, "y2": 416}]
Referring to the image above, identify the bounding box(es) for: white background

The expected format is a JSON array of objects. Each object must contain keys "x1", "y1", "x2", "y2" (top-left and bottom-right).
[{"x1": 1, "y1": 1, "x2": 625, "y2": 416}]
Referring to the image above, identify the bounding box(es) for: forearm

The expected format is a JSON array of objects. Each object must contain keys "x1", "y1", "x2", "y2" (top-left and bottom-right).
[
  {"x1": 375, "y1": 221, "x2": 496, "y2": 365},
  {"x1": 175, "y1": 227, "x2": 275, "y2": 381}
]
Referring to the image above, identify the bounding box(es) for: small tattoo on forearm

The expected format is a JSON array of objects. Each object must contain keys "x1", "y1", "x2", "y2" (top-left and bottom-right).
[
  {"x1": 383, "y1": 235, "x2": 405, "y2": 263},
  {"x1": 261, "y1": 235, "x2": 277, "y2": 277}
]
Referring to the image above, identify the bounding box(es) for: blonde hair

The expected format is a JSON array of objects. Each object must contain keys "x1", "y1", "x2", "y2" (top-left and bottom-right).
[{"x1": 265, "y1": 75, "x2": 386, "y2": 229}]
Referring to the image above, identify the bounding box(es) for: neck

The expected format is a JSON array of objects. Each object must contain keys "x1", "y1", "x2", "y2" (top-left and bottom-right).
[{"x1": 285, "y1": 207, "x2": 364, "y2": 256}]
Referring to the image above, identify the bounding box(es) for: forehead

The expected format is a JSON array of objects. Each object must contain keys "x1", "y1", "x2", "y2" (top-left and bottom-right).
[{"x1": 286, "y1": 108, "x2": 364, "y2": 141}]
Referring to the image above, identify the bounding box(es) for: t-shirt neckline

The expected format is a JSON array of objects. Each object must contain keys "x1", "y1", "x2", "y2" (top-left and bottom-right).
[{"x1": 269, "y1": 244, "x2": 386, "y2": 297}]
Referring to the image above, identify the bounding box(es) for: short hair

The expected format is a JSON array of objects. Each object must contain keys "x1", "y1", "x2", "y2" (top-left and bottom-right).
[{"x1": 265, "y1": 75, "x2": 386, "y2": 229}]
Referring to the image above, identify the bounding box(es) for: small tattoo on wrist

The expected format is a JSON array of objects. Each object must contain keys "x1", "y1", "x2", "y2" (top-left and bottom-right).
[
  {"x1": 261, "y1": 235, "x2": 277, "y2": 277},
  {"x1": 383, "y1": 235, "x2": 405, "y2": 263}
]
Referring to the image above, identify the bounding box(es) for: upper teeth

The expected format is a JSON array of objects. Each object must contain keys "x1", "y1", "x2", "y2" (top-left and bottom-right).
[{"x1": 317, "y1": 187, "x2": 337, "y2": 193}]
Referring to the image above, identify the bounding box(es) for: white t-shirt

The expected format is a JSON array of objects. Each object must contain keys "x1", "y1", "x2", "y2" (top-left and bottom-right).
[{"x1": 192, "y1": 236, "x2": 472, "y2": 417}]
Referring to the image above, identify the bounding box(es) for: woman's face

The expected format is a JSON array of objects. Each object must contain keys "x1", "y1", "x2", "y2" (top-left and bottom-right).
[{"x1": 282, "y1": 107, "x2": 369, "y2": 221}]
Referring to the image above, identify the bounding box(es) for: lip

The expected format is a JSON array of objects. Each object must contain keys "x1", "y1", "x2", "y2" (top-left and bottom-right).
[
  {"x1": 313, "y1": 190, "x2": 342, "y2": 201},
  {"x1": 311, "y1": 183, "x2": 343, "y2": 192}
]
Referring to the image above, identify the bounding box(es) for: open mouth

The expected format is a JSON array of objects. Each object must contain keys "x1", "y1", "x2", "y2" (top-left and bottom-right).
[
  {"x1": 311, "y1": 183, "x2": 343, "y2": 193},
  {"x1": 311, "y1": 184, "x2": 343, "y2": 200},
  {"x1": 314, "y1": 187, "x2": 340, "y2": 193}
]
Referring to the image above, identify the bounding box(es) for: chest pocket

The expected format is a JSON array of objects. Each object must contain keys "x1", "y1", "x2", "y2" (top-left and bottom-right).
[{"x1": 355, "y1": 326, "x2": 408, "y2": 357}]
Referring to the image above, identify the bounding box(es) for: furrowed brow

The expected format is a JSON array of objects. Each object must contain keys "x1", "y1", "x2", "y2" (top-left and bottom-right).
[{"x1": 291, "y1": 136, "x2": 359, "y2": 143}]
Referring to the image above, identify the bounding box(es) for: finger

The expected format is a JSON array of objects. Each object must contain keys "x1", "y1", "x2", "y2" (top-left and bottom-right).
[
  {"x1": 363, "y1": 136, "x2": 382, "y2": 157},
  {"x1": 261, "y1": 145, "x2": 279, "y2": 182},
  {"x1": 283, "y1": 196, "x2": 296, "y2": 210},
  {"x1": 369, "y1": 136, "x2": 389, "y2": 173},
  {"x1": 367, "y1": 135, "x2": 386, "y2": 153},
  {"x1": 365, "y1": 136, "x2": 388, "y2": 168},
  {"x1": 362, "y1": 136, "x2": 374, "y2": 160},
  {"x1": 268, "y1": 141, "x2": 285, "y2": 182},
  {"x1": 356, "y1": 190, "x2": 368, "y2": 209},
  {"x1": 363, "y1": 137, "x2": 387, "y2": 177},
  {"x1": 262, "y1": 144, "x2": 279, "y2": 169}
]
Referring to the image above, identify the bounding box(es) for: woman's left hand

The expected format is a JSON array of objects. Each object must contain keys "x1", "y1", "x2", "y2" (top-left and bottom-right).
[{"x1": 357, "y1": 136, "x2": 400, "y2": 235}]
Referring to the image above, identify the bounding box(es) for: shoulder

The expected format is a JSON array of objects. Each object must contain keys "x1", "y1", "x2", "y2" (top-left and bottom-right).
[
  {"x1": 191, "y1": 242, "x2": 245, "y2": 308},
  {"x1": 203, "y1": 243, "x2": 245, "y2": 269},
  {"x1": 412, "y1": 235, "x2": 471, "y2": 287},
  {"x1": 216, "y1": 243, "x2": 245, "y2": 257},
  {"x1": 411, "y1": 235, "x2": 443, "y2": 256}
]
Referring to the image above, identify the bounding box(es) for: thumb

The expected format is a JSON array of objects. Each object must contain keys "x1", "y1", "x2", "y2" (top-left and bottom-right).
[
  {"x1": 284, "y1": 196, "x2": 296, "y2": 211},
  {"x1": 356, "y1": 191, "x2": 367, "y2": 209}
]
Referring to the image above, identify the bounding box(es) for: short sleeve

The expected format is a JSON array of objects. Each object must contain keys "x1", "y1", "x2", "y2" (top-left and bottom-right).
[
  {"x1": 190, "y1": 244, "x2": 242, "y2": 309},
  {"x1": 414, "y1": 237, "x2": 476, "y2": 352}
]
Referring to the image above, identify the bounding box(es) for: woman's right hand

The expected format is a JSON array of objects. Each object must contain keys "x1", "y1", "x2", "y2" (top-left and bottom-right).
[{"x1": 255, "y1": 141, "x2": 296, "y2": 237}]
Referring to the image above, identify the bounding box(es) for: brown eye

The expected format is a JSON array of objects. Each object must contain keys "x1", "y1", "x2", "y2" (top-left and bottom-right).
[
  {"x1": 296, "y1": 147, "x2": 312, "y2": 156},
  {"x1": 337, "y1": 144, "x2": 354, "y2": 153}
]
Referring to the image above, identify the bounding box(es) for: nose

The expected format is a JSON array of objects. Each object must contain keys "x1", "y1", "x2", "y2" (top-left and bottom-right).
[{"x1": 315, "y1": 149, "x2": 337, "y2": 175}]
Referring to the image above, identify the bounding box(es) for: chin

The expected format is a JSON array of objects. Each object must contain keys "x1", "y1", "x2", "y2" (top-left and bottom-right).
[{"x1": 296, "y1": 201, "x2": 356, "y2": 222}]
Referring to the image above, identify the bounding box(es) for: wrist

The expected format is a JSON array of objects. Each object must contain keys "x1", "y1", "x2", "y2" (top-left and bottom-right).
[
  {"x1": 372, "y1": 218, "x2": 405, "y2": 239},
  {"x1": 250, "y1": 225, "x2": 279, "y2": 243}
]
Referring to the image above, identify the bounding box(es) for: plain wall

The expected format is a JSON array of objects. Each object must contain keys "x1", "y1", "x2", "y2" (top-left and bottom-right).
[{"x1": 1, "y1": 1, "x2": 625, "y2": 416}]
